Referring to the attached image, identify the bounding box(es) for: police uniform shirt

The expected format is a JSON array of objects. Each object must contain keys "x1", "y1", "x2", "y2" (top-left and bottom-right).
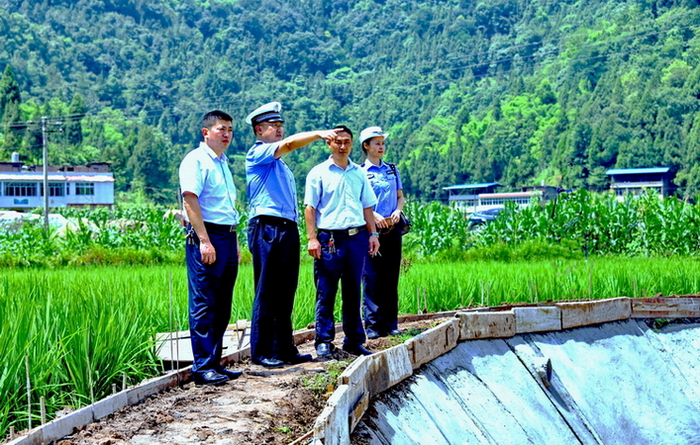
[
  {"x1": 245, "y1": 140, "x2": 298, "y2": 222},
  {"x1": 304, "y1": 158, "x2": 378, "y2": 230},
  {"x1": 179, "y1": 142, "x2": 239, "y2": 225},
  {"x1": 360, "y1": 160, "x2": 403, "y2": 218}
]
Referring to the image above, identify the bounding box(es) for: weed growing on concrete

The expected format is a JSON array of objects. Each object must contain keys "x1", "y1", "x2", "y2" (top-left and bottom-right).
[
  {"x1": 300, "y1": 359, "x2": 352, "y2": 398},
  {"x1": 387, "y1": 328, "x2": 427, "y2": 347}
]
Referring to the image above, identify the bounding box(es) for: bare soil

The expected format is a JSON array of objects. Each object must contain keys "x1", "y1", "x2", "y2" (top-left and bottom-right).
[{"x1": 47, "y1": 319, "x2": 446, "y2": 445}]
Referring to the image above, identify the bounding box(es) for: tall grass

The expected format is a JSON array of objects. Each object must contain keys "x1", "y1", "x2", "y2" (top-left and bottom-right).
[
  {"x1": 4, "y1": 257, "x2": 700, "y2": 439},
  {"x1": 0, "y1": 263, "x2": 309, "y2": 439},
  {"x1": 398, "y1": 257, "x2": 700, "y2": 312},
  {"x1": 0, "y1": 269, "x2": 170, "y2": 436}
]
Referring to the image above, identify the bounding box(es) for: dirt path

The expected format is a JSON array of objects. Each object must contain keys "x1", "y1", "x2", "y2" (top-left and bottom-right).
[{"x1": 49, "y1": 319, "x2": 446, "y2": 445}]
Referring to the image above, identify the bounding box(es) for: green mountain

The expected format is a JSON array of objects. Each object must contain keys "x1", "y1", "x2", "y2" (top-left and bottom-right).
[{"x1": 1, "y1": 0, "x2": 699, "y2": 203}]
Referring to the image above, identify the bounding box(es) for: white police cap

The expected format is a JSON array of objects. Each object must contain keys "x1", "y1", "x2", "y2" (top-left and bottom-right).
[
  {"x1": 245, "y1": 102, "x2": 283, "y2": 126},
  {"x1": 359, "y1": 126, "x2": 389, "y2": 145}
]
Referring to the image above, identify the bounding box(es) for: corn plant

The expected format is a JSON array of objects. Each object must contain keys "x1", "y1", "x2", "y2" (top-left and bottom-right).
[
  {"x1": 402, "y1": 201, "x2": 471, "y2": 256},
  {"x1": 474, "y1": 190, "x2": 700, "y2": 257}
]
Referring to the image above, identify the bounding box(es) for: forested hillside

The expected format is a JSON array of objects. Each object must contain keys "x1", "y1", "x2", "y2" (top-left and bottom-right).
[{"x1": 1, "y1": 0, "x2": 699, "y2": 203}]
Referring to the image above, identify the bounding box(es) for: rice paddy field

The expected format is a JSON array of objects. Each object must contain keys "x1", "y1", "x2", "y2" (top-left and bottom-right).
[
  {"x1": 3, "y1": 258, "x2": 700, "y2": 439},
  {"x1": 5, "y1": 190, "x2": 700, "y2": 439}
]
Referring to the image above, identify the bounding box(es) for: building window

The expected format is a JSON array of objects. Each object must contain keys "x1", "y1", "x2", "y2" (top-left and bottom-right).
[
  {"x1": 40, "y1": 183, "x2": 66, "y2": 197},
  {"x1": 614, "y1": 186, "x2": 661, "y2": 197},
  {"x1": 480, "y1": 196, "x2": 533, "y2": 206},
  {"x1": 5, "y1": 182, "x2": 38, "y2": 196},
  {"x1": 75, "y1": 183, "x2": 95, "y2": 196}
]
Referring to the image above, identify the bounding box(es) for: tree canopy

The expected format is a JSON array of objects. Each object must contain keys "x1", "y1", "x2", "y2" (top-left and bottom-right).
[{"x1": 1, "y1": 0, "x2": 700, "y2": 203}]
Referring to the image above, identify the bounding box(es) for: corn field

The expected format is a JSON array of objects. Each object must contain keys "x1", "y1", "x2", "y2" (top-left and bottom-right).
[
  {"x1": 475, "y1": 190, "x2": 700, "y2": 256},
  {"x1": 2, "y1": 191, "x2": 700, "y2": 266},
  {"x1": 403, "y1": 190, "x2": 700, "y2": 257}
]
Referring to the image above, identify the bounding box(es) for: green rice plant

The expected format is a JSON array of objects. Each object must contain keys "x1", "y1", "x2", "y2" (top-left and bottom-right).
[
  {"x1": 4, "y1": 254, "x2": 700, "y2": 440},
  {"x1": 438, "y1": 238, "x2": 583, "y2": 262},
  {"x1": 0, "y1": 268, "x2": 185, "y2": 438},
  {"x1": 396, "y1": 257, "x2": 700, "y2": 314}
]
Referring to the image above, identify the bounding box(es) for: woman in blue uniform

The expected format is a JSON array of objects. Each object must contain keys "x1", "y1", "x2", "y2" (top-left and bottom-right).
[{"x1": 359, "y1": 126, "x2": 406, "y2": 339}]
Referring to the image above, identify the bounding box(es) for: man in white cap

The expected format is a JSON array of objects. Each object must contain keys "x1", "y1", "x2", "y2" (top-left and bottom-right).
[{"x1": 245, "y1": 102, "x2": 340, "y2": 368}]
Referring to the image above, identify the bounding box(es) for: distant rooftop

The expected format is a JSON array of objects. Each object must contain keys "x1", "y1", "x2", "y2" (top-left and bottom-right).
[
  {"x1": 0, "y1": 172, "x2": 114, "y2": 182},
  {"x1": 606, "y1": 167, "x2": 670, "y2": 175},
  {"x1": 443, "y1": 182, "x2": 500, "y2": 191}
]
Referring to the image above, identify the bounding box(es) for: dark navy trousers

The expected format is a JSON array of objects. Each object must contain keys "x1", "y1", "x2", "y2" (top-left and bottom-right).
[
  {"x1": 248, "y1": 216, "x2": 301, "y2": 361},
  {"x1": 363, "y1": 227, "x2": 402, "y2": 335},
  {"x1": 185, "y1": 223, "x2": 238, "y2": 375},
  {"x1": 314, "y1": 229, "x2": 368, "y2": 347}
]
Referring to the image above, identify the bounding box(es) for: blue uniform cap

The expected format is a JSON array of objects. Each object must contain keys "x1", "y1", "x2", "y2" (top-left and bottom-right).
[
  {"x1": 359, "y1": 126, "x2": 389, "y2": 145},
  {"x1": 246, "y1": 102, "x2": 284, "y2": 126}
]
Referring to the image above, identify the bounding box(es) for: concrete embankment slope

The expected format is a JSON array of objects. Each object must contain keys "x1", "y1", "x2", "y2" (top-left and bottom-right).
[{"x1": 353, "y1": 319, "x2": 700, "y2": 445}]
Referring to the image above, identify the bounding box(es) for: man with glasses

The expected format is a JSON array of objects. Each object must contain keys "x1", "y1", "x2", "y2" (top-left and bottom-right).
[
  {"x1": 179, "y1": 110, "x2": 242, "y2": 386},
  {"x1": 304, "y1": 125, "x2": 380, "y2": 358},
  {"x1": 245, "y1": 102, "x2": 340, "y2": 368}
]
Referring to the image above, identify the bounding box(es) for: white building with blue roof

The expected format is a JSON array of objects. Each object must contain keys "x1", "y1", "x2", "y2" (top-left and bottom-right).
[
  {"x1": 605, "y1": 167, "x2": 671, "y2": 200},
  {"x1": 442, "y1": 182, "x2": 501, "y2": 210},
  {"x1": 0, "y1": 161, "x2": 114, "y2": 210}
]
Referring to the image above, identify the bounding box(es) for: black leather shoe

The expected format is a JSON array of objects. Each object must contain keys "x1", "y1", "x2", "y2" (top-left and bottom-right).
[
  {"x1": 388, "y1": 329, "x2": 403, "y2": 336},
  {"x1": 252, "y1": 357, "x2": 285, "y2": 368},
  {"x1": 193, "y1": 370, "x2": 228, "y2": 386},
  {"x1": 217, "y1": 368, "x2": 243, "y2": 380},
  {"x1": 342, "y1": 344, "x2": 373, "y2": 356},
  {"x1": 284, "y1": 353, "x2": 313, "y2": 364},
  {"x1": 316, "y1": 343, "x2": 333, "y2": 357},
  {"x1": 366, "y1": 330, "x2": 380, "y2": 340}
]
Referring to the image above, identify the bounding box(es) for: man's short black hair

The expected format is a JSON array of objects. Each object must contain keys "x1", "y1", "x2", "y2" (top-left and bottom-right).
[
  {"x1": 333, "y1": 125, "x2": 353, "y2": 139},
  {"x1": 202, "y1": 110, "x2": 233, "y2": 129}
]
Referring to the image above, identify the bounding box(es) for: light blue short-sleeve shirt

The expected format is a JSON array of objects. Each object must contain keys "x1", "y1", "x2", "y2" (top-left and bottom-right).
[
  {"x1": 360, "y1": 160, "x2": 403, "y2": 217},
  {"x1": 304, "y1": 158, "x2": 378, "y2": 230},
  {"x1": 245, "y1": 140, "x2": 298, "y2": 222},
  {"x1": 179, "y1": 142, "x2": 239, "y2": 225}
]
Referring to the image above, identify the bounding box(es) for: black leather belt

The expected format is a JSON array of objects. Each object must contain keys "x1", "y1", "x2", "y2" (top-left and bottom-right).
[
  {"x1": 318, "y1": 226, "x2": 366, "y2": 236},
  {"x1": 253, "y1": 215, "x2": 296, "y2": 226},
  {"x1": 204, "y1": 222, "x2": 238, "y2": 232}
]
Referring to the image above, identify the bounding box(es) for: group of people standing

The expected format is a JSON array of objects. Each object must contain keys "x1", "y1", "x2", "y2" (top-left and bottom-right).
[{"x1": 178, "y1": 104, "x2": 406, "y2": 386}]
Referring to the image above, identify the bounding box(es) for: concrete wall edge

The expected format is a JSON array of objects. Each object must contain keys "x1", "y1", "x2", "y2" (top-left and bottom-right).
[{"x1": 313, "y1": 296, "x2": 700, "y2": 443}]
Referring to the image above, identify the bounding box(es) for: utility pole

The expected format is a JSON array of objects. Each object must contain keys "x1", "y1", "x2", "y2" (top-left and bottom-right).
[
  {"x1": 34, "y1": 116, "x2": 62, "y2": 231},
  {"x1": 42, "y1": 116, "x2": 48, "y2": 230}
]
